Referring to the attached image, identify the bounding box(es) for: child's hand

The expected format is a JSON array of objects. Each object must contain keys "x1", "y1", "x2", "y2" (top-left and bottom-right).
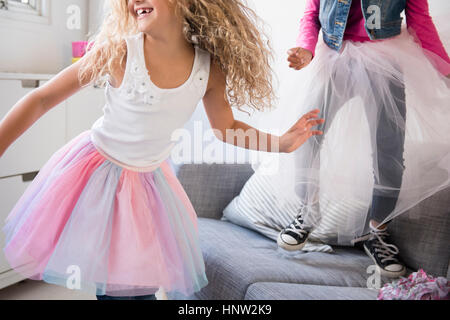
[
  {"x1": 287, "y1": 47, "x2": 313, "y2": 70},
  {"x1": 279, "y1": 109, "x2": 324, "y2": 153}
]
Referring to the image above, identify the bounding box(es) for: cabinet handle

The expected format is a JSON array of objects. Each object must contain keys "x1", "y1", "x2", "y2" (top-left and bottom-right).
[
  {"x1": 21, "y1": 80, "x2": 40, "y2": 88},
  {"x1": 22, "y1": 171, "x2": 39, "y2": 182}
]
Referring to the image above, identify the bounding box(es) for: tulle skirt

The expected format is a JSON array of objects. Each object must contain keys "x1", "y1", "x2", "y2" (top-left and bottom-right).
[
  {"x1": 271, "y1": 30, "x2": 450, "y2": 244},
  {"x1": 2, "y1": 130, "x2": 208, "y2": 297}
]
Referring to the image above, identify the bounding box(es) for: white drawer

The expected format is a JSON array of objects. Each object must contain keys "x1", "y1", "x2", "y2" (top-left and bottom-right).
[
  {"x1": 66, "y1": 86, "x2": 105, "y2": 141},
  {"x1": 0, "y1": 79, "x2": 66, "y2": 177},
  {"x1": 0, "y1": 174, "x2": 34, "y2": 274}
]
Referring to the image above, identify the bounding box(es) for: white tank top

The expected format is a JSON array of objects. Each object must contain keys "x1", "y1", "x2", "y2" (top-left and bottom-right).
[{"x1": 90, "y1": 32, "x2": 211, "y2": 170}]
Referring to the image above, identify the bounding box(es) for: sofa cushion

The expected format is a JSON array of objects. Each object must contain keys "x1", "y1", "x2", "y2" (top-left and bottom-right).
[
  {"x1": 389, "y1": 188, "x2": 450, "y2": 278},
  {"x1": 244, "y1": 283, "x2": 378, "y2": 300},
  {"x1": 177, "y1": 164, "x2": 254, "y2": 220},
  {"x1": 192, "y1": 218, "x2": 376, "y2": 300}
]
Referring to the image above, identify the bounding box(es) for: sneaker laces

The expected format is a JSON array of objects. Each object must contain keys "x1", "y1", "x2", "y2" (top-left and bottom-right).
[
  {"x1": 285, "y1": 209, "x2": 309, "y2": 239},
  {"x1": 371, "y1": 228, "x2": 400, "y2": 264}
]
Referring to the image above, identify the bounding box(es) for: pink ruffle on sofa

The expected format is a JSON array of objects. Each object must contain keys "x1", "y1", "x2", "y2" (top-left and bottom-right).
[{"x1": 378, "y1": 269, "x2": 449, "y2": 300}]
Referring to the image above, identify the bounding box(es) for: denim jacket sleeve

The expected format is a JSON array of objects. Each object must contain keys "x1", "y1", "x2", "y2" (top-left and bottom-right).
[
  {"x1": 405, "y1": 0, "x2": 450, "y2": 75},
  {"x1": 295, "y1": 0, "x2": 322, "y2": 57}
]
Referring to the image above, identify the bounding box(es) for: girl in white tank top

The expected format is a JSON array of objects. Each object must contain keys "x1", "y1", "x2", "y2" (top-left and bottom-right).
[
  {"x1": 1, "y1": 0, "x2": 323, "y2": 299},
  {"x1": 91, "y1": 32, "x2": 212, "y2": 171}
]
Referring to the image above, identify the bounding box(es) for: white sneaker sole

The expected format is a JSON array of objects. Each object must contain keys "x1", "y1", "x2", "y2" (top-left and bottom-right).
[
  {"x1": 277, "y1": 232, "x2": 307, "y2": 251},
  {"x1": 363, "y1": 245, "x2": 406, "y2": 278}
]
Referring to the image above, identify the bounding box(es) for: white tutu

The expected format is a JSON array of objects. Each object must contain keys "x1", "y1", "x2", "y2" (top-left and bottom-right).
[{"x1": 269, "y1": 29, "x2": 450, "y2": 244}]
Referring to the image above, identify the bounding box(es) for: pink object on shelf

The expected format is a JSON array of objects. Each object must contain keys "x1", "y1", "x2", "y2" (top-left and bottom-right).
[{"x1": 72, "y1": 41, "x2": 88, "y2": 58}]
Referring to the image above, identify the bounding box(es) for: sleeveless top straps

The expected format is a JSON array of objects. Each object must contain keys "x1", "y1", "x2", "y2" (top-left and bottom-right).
[{"x1": 110, "y1": 32, "x2": 211, "y2": 105}]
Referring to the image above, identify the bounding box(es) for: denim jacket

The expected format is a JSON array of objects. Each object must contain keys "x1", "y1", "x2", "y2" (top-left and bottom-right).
[{"x1": 320, "y1": 0, "x2": 407, "y2": 51}]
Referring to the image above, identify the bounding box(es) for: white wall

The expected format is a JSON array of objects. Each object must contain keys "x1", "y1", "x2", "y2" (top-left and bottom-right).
[
  {"x1": 428, "y1": 1, "x2": 450, "y2": 40},
  {"x1": 0, "y1": 0, "x2": 89, "y2": 74},
  {"x1": 88, "y1": 0, "x2": 105, "y2": 36}
]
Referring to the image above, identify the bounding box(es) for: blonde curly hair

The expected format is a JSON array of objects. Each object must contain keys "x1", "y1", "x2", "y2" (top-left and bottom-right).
[{"x1": 79, "y1": 0, "x2": 275, "y2": 114}]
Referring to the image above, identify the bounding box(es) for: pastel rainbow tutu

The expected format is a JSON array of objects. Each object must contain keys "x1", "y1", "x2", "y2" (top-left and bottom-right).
[{"x1": 2, "y1": 130, "x2": 208, "y2": 297}]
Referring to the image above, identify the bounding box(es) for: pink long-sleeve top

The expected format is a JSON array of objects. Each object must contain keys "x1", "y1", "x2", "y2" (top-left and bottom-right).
[{"x1": 296, "y1": 0, "x2": 450, "y2": 75}]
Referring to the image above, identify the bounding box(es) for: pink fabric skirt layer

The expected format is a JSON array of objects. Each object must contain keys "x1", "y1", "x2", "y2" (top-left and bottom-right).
[{"x1": 2, "y1": 130, "x2": 208, "y2": 297}]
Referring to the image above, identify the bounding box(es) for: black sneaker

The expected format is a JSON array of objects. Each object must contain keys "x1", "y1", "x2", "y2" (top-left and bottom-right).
[
  {"x1": 361, "y1": 225, "x2": 406, "y2": 278},
  {"x1": 277, "y1": 207, "x2": 312, "y2": 251}
]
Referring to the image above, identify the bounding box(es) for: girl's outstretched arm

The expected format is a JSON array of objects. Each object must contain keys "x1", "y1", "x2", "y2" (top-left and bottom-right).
[
  {"x1": 202, "y1": 60, "x2": 324, "y2": 154},
  {"x1": 0, "y1": 59, "x2": 93, "y2": 157}
]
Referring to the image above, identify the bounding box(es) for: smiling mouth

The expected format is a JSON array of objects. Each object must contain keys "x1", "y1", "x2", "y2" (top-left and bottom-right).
[{"x1": 136, "y1": 7, "x2": 154, "y2": 20}]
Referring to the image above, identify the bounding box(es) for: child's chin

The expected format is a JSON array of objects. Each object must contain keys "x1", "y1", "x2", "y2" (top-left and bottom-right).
[
  {"x1": 137, "y1": 20, "x2": 156, "y2": 32},
  {"x1": 137, "y1": 24, "x2": 153, "y2": 33}
]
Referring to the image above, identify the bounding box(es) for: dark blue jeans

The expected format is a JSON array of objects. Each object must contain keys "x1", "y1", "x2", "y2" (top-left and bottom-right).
[
  {"x1": 295, "y1": 66, "x2": 406, "y2": 226},
  {"x1": 96, "y1": 294, "x2": 157, "y2": 300}
]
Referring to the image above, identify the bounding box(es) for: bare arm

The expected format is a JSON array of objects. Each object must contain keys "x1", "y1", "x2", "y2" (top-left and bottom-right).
[
  {"x1": 0, "y1": 58, "x2": 93, "y2": 157},
  {"x1": 202, "y1": 60, "x2": 324, "y2": 153}
]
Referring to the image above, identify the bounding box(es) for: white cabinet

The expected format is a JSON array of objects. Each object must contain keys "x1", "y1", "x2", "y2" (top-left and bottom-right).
[
  {"x1": 0, "y1": 74, "x2": 105, "y2": 290},
  {"x1": 0, "y1": 79, "x2": 66, "y2": 178}
]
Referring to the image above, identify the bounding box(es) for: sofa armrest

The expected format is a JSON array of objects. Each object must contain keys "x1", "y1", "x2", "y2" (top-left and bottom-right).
[{"x1": 176, "y1": 163, "x2": 254, "y2": 220}]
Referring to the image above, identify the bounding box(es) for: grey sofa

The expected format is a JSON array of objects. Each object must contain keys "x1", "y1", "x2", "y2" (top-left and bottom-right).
[{"x1": 170, "y1": 163, "x2": 450, "y2": 300}]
